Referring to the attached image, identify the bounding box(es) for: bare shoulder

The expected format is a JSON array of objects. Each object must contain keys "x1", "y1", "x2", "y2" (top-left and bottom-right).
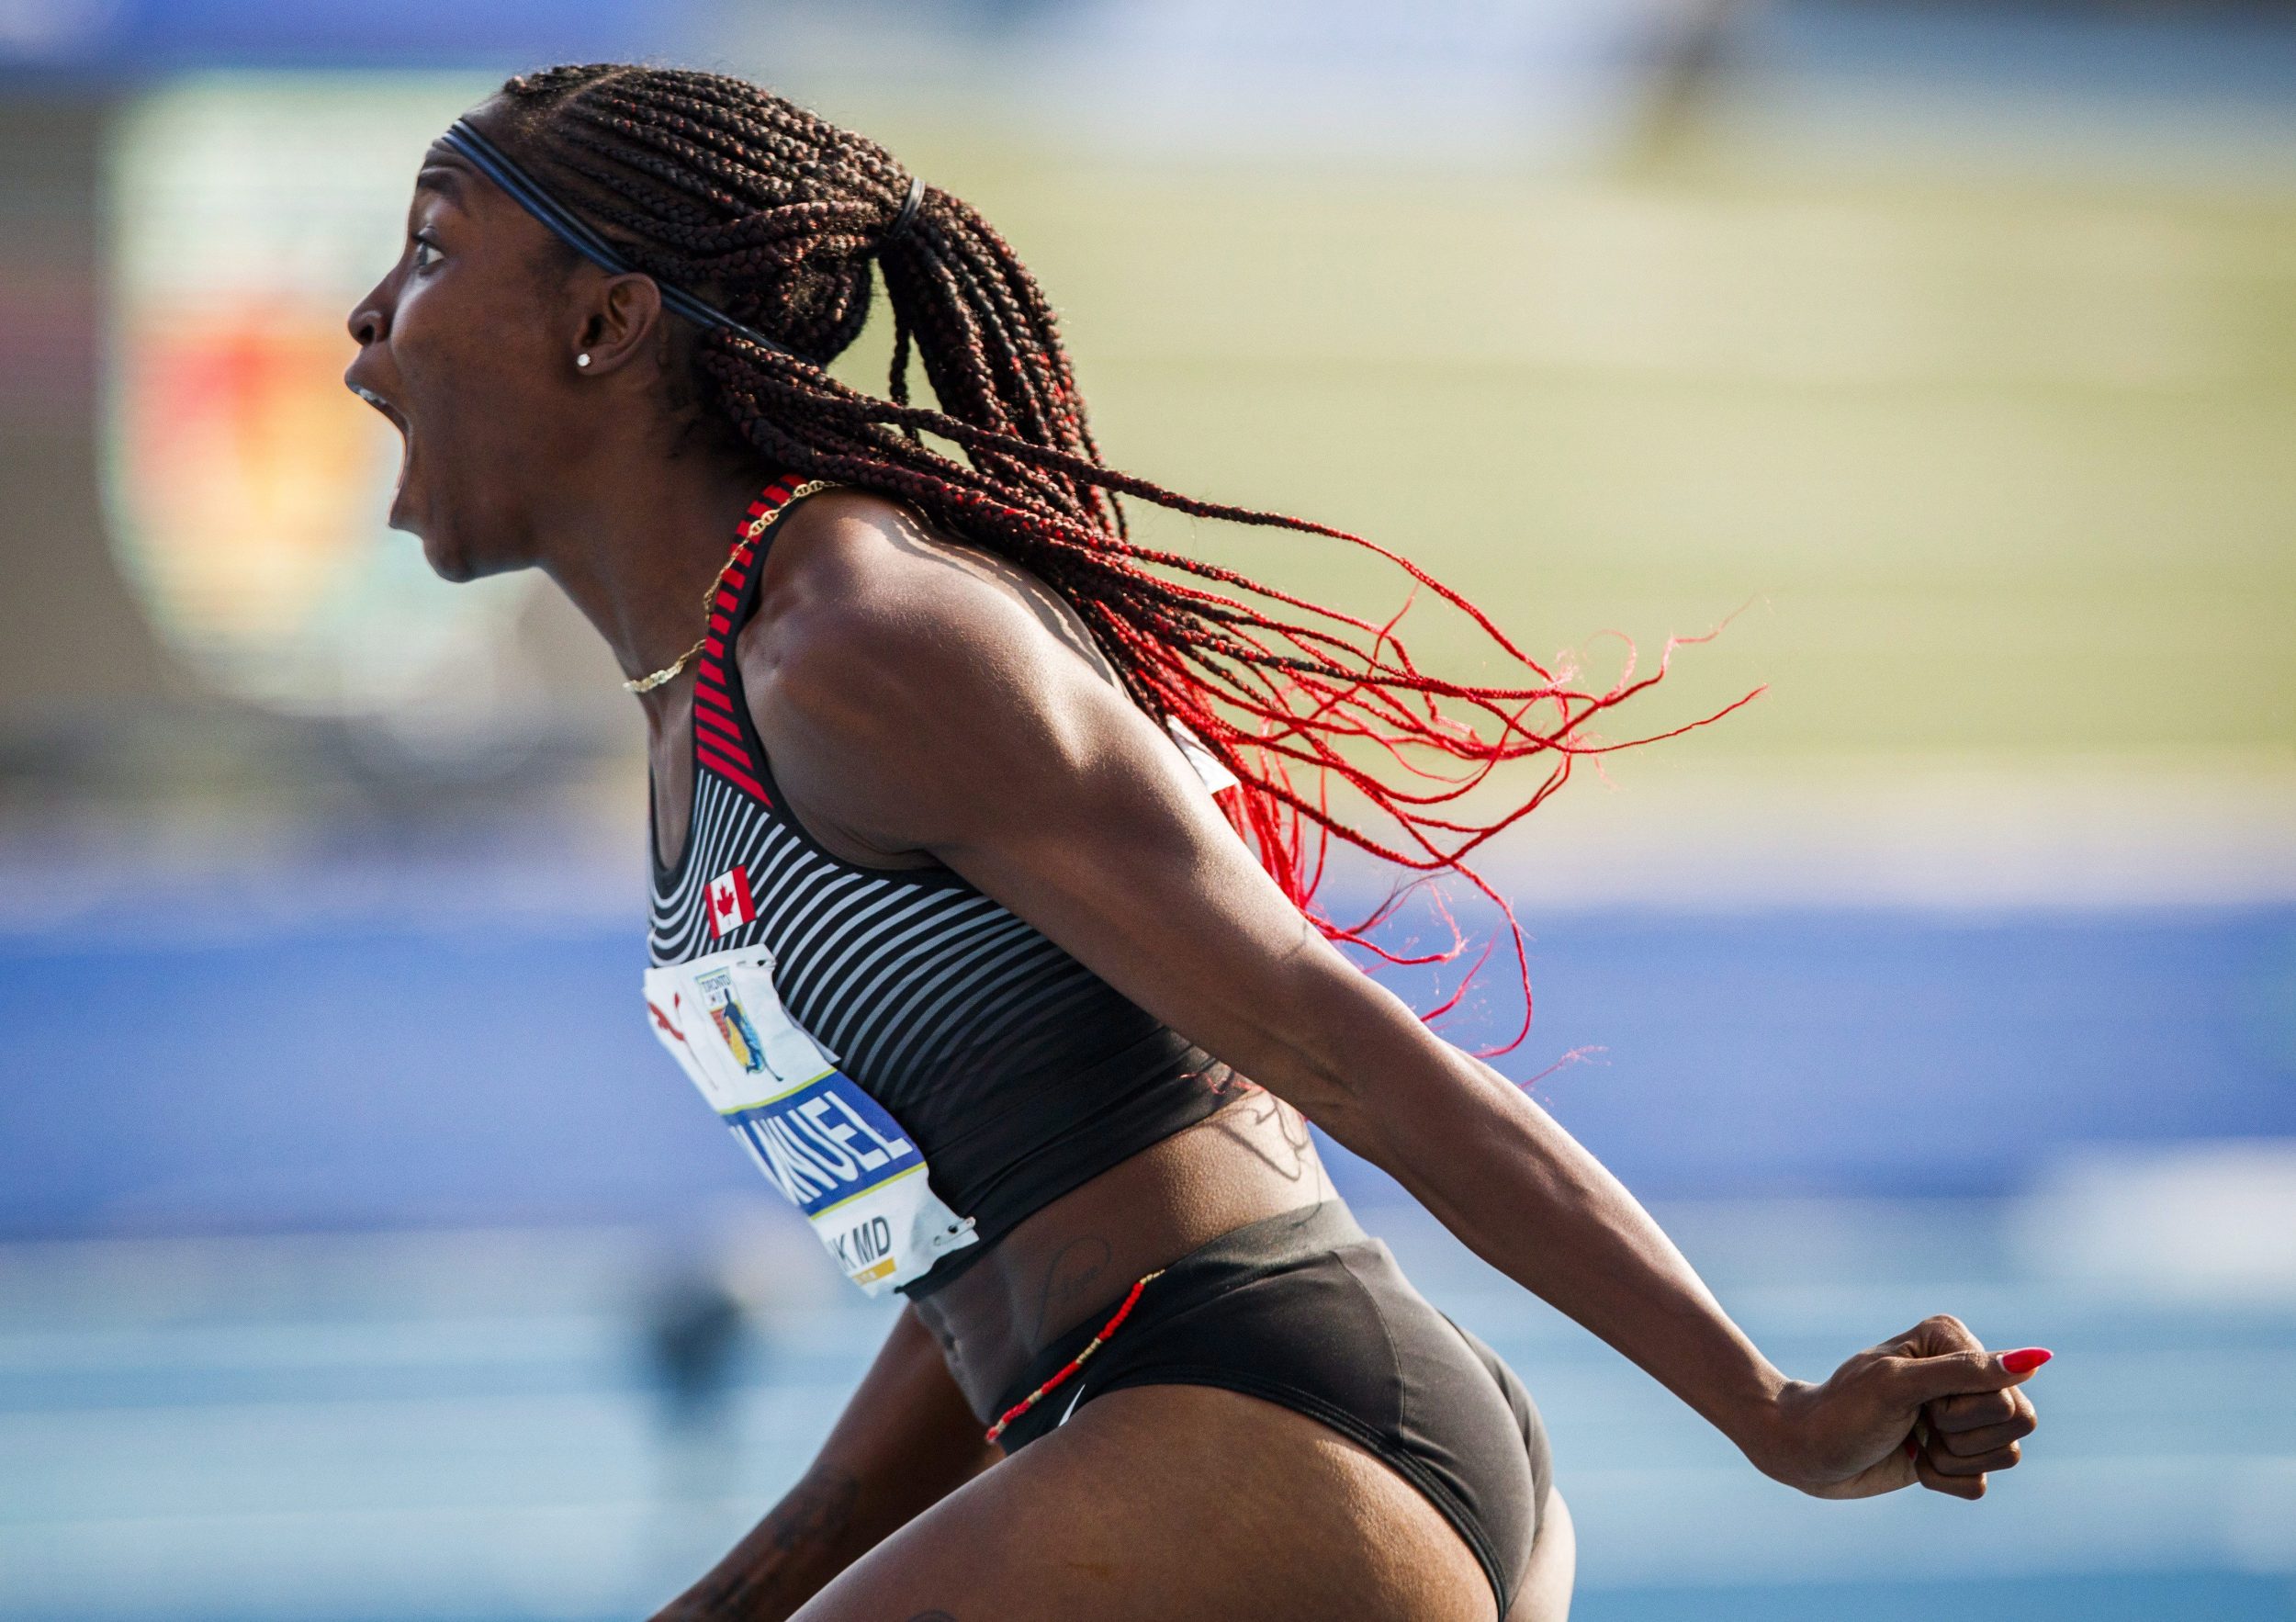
[
  {"x1": 754, "y1": 486, "x2": 981, "y2": 626},
  {"x1": 733, "y1": 486, "x2": 1145, "y2": 856},
  {"x1": 745, "y1": 486, "x2": 1116, "y2": 738}
]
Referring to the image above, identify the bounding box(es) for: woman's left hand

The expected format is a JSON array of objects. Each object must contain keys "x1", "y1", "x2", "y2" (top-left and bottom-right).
[{"x1": 1751, "y1": 1315, "x2": 2047, "y2": 1501}]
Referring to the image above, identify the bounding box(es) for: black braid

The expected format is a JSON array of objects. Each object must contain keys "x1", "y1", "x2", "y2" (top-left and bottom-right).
[{"x1": 488, "y1": 63, "x2": 1721, "y2": 1052}]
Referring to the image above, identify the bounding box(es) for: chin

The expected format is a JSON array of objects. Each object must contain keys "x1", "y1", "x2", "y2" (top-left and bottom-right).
[
  {"x1": 419, "y1": 526, "x2": 528, "y2": 584},
  {"x1": 390, "y1": 498, "x2": 467, "y2": 584},
  {"x1": 399, "y1": 486, "x2": 519, "y2": 584},
  {"x1": 421, "y1": 532, "x2": 482, "y2": 584}
]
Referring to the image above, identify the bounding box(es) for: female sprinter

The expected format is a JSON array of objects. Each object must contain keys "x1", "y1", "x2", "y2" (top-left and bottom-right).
[{"x1": 344, "y1": 64, "x2": 2046, "y2": 1622}]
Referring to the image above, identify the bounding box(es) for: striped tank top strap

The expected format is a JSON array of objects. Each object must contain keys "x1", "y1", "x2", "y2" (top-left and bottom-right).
[{"x1": 692, "y1": 477, "x2": 835, "y2": 805}]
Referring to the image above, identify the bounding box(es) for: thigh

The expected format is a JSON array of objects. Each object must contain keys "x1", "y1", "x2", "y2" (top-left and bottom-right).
[
  {"x1": 791, "y1": 1383, "x2": 1497, "y2": 1622},
  {"x1": 1510, "y1": 1488, "x2": 1575, "y2": 1622}
]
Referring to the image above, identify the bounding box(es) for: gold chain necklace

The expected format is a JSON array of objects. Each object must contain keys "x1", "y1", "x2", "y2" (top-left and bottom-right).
[{"x1": 623, "y1": 480, "x2": 832, "y2": 694}]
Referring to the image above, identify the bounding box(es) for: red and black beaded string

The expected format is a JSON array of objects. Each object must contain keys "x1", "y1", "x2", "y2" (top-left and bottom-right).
[{"x1": 983, "y1": 1268, "x2": 1164, "y2": 1446}]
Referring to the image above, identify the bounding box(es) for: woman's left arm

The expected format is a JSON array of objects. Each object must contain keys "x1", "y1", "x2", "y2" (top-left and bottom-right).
[
  {"x1": 935, "y1": 770, "x2": 2039, "y2": 1500},
  {"x1": 758, "y1": 522, "x2": 2042, "y2": 1501}
]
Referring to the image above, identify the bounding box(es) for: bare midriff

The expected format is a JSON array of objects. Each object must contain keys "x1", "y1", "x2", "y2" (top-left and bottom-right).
[{"x1": 907, "y1": 1088, "x2": 1337, "y2": 1420}]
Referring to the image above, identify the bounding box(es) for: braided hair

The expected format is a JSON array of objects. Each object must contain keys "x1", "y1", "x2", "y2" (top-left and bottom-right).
[{"x1": 494, "y1": 62, "x2": 1745, "y2": 1052}]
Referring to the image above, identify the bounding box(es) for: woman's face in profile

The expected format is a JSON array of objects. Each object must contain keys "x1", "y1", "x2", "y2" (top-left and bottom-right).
[{"x1": 343, "y1": 103, "x2": 587, "y2": 584}]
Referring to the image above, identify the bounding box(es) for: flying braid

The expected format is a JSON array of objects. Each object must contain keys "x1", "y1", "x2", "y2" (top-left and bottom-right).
[{"x1": 493, "y1": 62, "x2": 1750, "y2": 1053}]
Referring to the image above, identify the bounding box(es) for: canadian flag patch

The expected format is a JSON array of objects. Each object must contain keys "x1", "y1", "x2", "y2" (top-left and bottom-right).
[{"x1": 706, "y1": 865, "x2": 758, "y2": 938}]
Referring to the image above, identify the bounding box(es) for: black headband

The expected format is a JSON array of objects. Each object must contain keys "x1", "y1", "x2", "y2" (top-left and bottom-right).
[{"x1": 437, "y1": 118, "x2": 800, "y2": 358}]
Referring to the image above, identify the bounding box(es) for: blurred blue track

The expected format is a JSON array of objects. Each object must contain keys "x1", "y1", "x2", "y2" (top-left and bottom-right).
[
  {"x1": 3, "y1": 884, "x2": 2294, "y2": 1617},
  {"x1": 3, "y1": 895, "x2": 2291, "y2": 1232},
  {"x1": 1572, "y1": 1573, "x2": 2296, "y2": 1621},
  {"x1": 3, "y1": 1196, "x2": 2292, "y2": 1620}
]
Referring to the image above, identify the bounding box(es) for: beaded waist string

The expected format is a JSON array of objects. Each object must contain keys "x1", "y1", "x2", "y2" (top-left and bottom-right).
[{"x1": 984, "y1": 1269, "x2": 1164, "y2": 1445}]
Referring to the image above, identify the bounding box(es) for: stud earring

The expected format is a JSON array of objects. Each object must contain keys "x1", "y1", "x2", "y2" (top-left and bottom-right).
[{"x1": 576, "y1": 353, "x2": 592, "y2": 368}]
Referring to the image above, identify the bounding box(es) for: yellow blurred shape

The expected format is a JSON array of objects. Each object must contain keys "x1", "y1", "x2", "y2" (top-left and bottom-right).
[{"x1": 118, "y1": 307, "x2": 381, "y2": 642}]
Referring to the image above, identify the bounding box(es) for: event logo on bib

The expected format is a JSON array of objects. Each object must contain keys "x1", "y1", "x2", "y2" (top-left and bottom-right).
[{"x1": 707, "y1": 991, "x2": 765, "y2": 1072}]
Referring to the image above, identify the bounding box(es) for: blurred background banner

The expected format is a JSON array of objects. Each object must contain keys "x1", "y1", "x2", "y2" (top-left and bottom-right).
[
  {"x1": 105, "y1": 73, "x2": 543, "y2": 730},
  {"x1": 2, "y1": 3, "x2": 2293, "y2": 1619}
]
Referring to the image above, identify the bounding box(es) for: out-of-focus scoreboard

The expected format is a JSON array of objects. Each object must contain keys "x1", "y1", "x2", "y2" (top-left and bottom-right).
[
  {"x1": 4, "y1": 4, "x2": 692, "y2": 738},
  {"x1": 105, "y1": 75, "x2": 517, "y2": 721}
]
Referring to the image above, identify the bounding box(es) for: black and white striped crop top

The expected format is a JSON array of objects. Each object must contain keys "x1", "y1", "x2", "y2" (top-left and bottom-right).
[{"x1": 647, "y1": 476, "x2": 1230, "y2": 1295}]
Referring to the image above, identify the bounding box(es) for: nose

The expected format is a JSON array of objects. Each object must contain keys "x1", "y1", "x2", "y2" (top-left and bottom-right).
[{"x1": 347, "y1": 279, "x2": 390, "y2": 347}]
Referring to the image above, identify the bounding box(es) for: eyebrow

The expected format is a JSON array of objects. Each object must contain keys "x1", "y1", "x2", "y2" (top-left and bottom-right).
[{"x1": 414, "y1": 160, "x2": 467, "y2": 200}]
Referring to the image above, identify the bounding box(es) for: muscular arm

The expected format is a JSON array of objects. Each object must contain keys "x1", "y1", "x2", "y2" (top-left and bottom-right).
[
  {"x1": 750, "y1": 495, "x2": 2042, "y2": 1501},
  {"x1": 654, "y1": 1306, "x2": 996, "y2": 1622}
]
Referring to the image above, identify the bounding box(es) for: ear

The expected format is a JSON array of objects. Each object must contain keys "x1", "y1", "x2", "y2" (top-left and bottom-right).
[{"x1": 568, "y1": 271, "x2": 666, "y2": 377}]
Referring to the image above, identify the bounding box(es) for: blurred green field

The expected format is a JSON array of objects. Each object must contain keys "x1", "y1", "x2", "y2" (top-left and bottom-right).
[{"x1": 836, "y1": 128, "x2": 2296, "y2": 769}]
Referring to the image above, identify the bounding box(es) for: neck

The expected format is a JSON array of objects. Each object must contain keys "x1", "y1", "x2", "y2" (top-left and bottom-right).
[{"x1": 535, "y1": 447, "x2": 772, "y2": 720}]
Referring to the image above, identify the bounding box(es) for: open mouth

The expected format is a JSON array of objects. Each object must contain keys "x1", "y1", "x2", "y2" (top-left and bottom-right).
[
  {"x1": 348, "y1": 381, "x2": 413, "y2": 495},
  {"x1": 349, "y1": 381, "x2": 406, "y2": 434}
]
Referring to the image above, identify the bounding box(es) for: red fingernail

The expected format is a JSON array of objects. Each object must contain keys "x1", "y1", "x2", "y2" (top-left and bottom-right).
[
  {"x1": 2001, "y1": 1347, "x2": 2053, "y2": 1374},
  {"x1": 1904, "y1": 1436, "x2": 1920, "y2": 1459}
]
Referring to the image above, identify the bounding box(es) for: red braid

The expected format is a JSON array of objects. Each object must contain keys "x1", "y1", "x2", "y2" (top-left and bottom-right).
[{"x1": 498, "y1": 62, "x2": 1756, "y2": 1053}]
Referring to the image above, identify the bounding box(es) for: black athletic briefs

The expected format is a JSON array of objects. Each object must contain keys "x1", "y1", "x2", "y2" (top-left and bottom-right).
[{"x1": 989, "y1": 1200, "x2": 1551, "y2": 1618}]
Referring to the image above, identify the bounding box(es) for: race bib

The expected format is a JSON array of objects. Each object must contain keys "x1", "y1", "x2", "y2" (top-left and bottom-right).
[{"x1": 643, "y1": 946, "x2": 977, "y2": 1295}]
